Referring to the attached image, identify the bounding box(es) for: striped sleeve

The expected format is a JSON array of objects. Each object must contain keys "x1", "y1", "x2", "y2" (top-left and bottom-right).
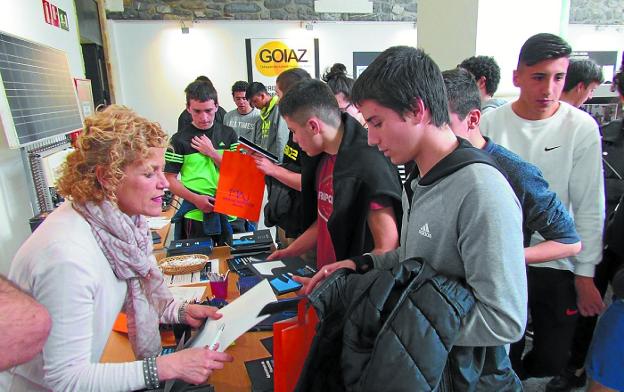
[
  {"x1": 164, "y1": 150, "x2": 184, "y2": 163},
  {"x1": 164, "y1": 141, "x2": 184, "y2": 174}
]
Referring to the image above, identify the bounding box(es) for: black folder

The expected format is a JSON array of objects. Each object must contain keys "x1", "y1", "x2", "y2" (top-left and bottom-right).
[
  {"x1": 244, "y1": 357, "x2": 274, "y2": 392},
  {"x1": 238, "y1": 136, "x2": 279, "y2": 163}
]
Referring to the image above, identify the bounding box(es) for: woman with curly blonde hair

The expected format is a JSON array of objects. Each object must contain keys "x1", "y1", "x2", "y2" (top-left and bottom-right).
[{"x1": 2, "y1": 105, "x2": 232, "y2": 391}]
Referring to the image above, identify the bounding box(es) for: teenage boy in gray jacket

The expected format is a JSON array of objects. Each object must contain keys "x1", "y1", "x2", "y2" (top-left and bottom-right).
[{"x1": 297, "y1": 46, "x2": 527, "y2": 388}]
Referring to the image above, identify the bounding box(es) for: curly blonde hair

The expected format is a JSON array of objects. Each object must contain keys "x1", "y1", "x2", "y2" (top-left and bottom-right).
[{"x1": 56, "y1": 105, "x2": 168, "y2": 204}]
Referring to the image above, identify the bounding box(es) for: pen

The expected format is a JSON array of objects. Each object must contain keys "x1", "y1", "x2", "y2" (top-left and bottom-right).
[{"x1": 208, "y1": 323, "x2": 225, "y2": 351}]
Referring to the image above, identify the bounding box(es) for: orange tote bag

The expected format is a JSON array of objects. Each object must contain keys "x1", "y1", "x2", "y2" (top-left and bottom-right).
[
  {"x1": 273, "y1": 298, "x2": 318, "y2": 392},
  {"x1": 213, "y1": 151, "x2": 265, "y2": 221}
]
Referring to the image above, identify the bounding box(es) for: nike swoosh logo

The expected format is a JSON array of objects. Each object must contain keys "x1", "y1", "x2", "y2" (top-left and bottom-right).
[
  {"x1": 565, "y1": 308, "x2": 578, "y2": 316},
  {"x1": 545, "y1": 145, "x2": 561, "y2": 151}
]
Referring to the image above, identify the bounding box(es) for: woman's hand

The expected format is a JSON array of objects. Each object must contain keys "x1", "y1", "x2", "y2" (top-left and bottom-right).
[
  {"x1": 184, "y1": 305, "x2": 223, "y2": 328},
  {"x1": 156, "y1": 345, "x2": 233, "y2": 385}
]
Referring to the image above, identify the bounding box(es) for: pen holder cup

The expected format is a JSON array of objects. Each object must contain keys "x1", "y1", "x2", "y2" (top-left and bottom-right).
[{"x1": 210, "y1": 277, "x2": 229, "y2": 299}]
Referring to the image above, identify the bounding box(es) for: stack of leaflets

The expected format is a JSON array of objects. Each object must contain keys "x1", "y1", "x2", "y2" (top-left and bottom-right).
[
  {"x1": 245, "y1": 256, "x2": 317, "y2": 295},
  {"x1": 229, "y1": 229, "x2": 274, "y2": 256},
  {"x1": 166, "y1": 237, "x2": 214, "y2": 257},
  {"x1": 227, "y1": 252, "x2": 271, "y2": 277},
  {"x1": 163, "y1": 259, "x2": 219, "y2": 287}
]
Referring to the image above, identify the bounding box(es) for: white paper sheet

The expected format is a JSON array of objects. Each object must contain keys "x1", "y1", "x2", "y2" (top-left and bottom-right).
[
  {"x1": 147, "y1": 217, "x2": 170, "y2": 229},
  {"x1": 168, "y1": 286, "x2": 206, "y2": 303},
  {"x1": 189, "y1": 279, "x2": 277, "y2": 351},
  {"x1": 252, "y1": 261, "x2": 285, "y2": 276}
]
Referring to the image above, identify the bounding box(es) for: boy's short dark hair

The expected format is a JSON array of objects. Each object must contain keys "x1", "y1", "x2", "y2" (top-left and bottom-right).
[
  {"x1": 518, "y1": 33, "x2": 572, "y2": 67},
  {"x1": 351, "y1": 46, "x2": 449, "y2": 127},
  {"x1": 245, "y1": 82, "x2": 268, "y2": 101},
  {"x1": 459, "y1": 55, "x2": 501, "y2": 96},
  {"x1": 563, "y1": 59, "x2": 604, "y2": 92},
  {"x1": 276, "y1": 68, "x2": 311, "y2": 96},
  {"x1": 231, "y1": 81, "x2": 249, "y2": 95},
  {"x1": 195, "y1": 75, "x2": 211, "y2": 83},
  {"x1": 442, "y1": 68, "x2": 481, "y2": 121},
  {"x1": 185, "y1": 80, "x2": 218, "y2": 106},
  {"x1": 279, "y1": 79, "x2": 340, "y2": 128}
]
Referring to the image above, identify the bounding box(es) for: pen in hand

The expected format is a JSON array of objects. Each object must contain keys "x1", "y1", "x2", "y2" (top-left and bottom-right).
[{"x1": 208, "y1": 323, "x2": 225, "y2": 351}]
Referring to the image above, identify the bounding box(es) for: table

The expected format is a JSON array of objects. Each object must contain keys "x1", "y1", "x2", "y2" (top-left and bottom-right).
[{"x1": 100, "y1": 246, "x2": 275, "y2": 391}]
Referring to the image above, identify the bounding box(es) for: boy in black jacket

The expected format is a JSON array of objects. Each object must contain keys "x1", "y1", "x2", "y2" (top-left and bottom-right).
[{"x1": 267, "y1": 79, "x2": 402, "y2": 269}]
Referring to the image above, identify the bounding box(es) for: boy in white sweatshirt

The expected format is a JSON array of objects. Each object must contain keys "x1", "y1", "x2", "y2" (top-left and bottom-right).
[{"x1": 481, "y1": 33, "x2": 606, "y2": 380}]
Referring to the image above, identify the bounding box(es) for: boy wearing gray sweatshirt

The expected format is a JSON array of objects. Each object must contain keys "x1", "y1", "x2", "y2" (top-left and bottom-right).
[{"x1": 297, "y1": 46, "x2": 527, "y2": 389}]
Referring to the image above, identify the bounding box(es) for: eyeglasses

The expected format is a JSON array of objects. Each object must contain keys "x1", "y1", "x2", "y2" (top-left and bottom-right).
[{"x1": 339, "y1": 103, "x2": 353, "y2": 113}]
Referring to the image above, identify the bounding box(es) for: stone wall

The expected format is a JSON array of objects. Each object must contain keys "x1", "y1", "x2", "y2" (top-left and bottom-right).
[
  {"x1": 570, "y1": 0, "x2": 624, "y2": 25},
  {"x1": 107, "y1": 0, "x2": 417, "y2": 21},
  {"x1": 107, "y1": 0, "x2": 624, "y2": 25}
]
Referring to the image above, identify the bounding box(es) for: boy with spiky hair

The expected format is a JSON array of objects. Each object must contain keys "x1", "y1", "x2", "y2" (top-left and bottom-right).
[
  {"x1": 442, "y1": 67, "x2": 581, "y2": 264},
  {"x1": 560, "y1": 59, "x2": 604, "y2": 108},
  {"x1": 459, "y1": 55, "x2": 506, "y2": 113},
  {"x1": 223, "y1": 80, "x2": 260, "y2": 141},
  {"x1": 481, "y1": 33, "x2": 606, "y2": 379},
  {"x1": 245, "y1": 82, "x2": 289, "y2": 161},
  {"x1": 165, "y1": 79, "x2": 240, "y2": 241},
  {"x1": 299, "y1": 46, "x2": 527, "y2": 389},
  {"x1": 267, "y1": 79, "x2": 402, "y2": 269}
]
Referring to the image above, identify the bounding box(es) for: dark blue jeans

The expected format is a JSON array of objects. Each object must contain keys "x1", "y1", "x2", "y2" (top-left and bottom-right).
[{"x1": 171, "y1": 199, "x2": 256, "y2": 244}]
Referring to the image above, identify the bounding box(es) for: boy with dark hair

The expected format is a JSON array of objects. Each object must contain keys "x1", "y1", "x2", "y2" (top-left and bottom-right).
[
  {"x1": 268, "y1": 79, "x2": 402, "y2": 268},
  {"x1": 165, "y1": 79, "x2": 240, "y2": 242},
  {"x1": 443, "y1": 67, "x2": 581, "y2": 263},
  {"x1": 561, "y1": 59, "x2": 604, "y2": 108},
  {"x1": 245, "y1": 81, "x2": 289, "y2": 160},
  {"x1": 223, "y1": 80, "x2": 259, "y2": 141},
  {"x1": 275, "y1": 68, "x2": 311, "y2": 98},
  {"x1": 459, "y1": 55, "x2": 506, "y2": 113},
  {"x1": 177, "y1": 75, "x2": 226, "y2": 132},
  {"x1": 254, "y1": 68, "x2": 311, "y2": 241},
  {"x1": 299, "y1": 46, "x2": 527, "y2": 389},
  {"x1": 481, "y1": 33, "x2": 606, "y2": 379}
]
